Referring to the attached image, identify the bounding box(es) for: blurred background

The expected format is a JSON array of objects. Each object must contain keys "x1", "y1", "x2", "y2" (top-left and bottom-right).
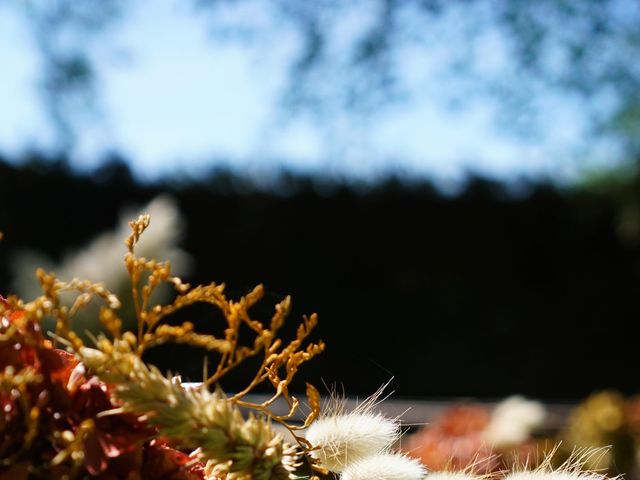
[{"x1": 2, "y1": 0, "x2": 640, "y2": 404}]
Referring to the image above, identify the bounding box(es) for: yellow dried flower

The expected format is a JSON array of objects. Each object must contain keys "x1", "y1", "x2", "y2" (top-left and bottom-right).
[{"x1": 16, "y1": 212, "x2": 326, "y2": 478}]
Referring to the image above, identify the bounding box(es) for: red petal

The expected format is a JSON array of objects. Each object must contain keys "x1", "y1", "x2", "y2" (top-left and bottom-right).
[{"x1": 83, "y1": 429, "x2": 109, "y2": 475}]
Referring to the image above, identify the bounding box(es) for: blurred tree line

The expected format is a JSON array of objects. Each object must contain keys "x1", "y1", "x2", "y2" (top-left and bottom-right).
[
  {"x1": 8, "y1": 0, "x2": 640, "y2": 162},
  {"x1": 2, "y1": 154, "x2": 640, "y2": 399}
]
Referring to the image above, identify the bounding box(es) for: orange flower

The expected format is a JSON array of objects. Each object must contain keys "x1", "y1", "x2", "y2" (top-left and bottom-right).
[{"x1": 405, "y1": 405, "x2": 500, "y2": 473}]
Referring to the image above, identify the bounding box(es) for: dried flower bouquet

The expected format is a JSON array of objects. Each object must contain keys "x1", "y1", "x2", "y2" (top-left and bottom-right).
[
  {"x1": 1, "y1": 214, "x2": 325, "y2": 479},
  {"x1": 0, "y1": 214, "x2": 624, "y2": 480}
]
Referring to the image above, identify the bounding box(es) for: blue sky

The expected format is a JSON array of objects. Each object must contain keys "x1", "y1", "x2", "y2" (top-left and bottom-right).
[{"x1": 0, "y1": 1, "x2": 617, "y2": 184}]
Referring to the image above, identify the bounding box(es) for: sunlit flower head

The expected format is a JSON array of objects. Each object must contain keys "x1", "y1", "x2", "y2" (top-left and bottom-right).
[
  {"x1": 305, "y1": 384, "x2": 401, "y2": 473},
  {"x1": 341, "y1": 452, "x2": 427, "y2": 480}
]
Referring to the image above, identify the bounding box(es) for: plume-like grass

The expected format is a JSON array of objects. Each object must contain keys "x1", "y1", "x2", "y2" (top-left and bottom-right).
[
  {"x1": 340, "y1": 452, "x2": 427, "y2": 480},
  {"x1": 425, "y1": 473, "x2": 485, "y2": 480},
  {"x1": 305, "y1": 384, "x2": 401, "y2": 473},
  {"x1": 506, "y1": 447, "x2": 614, "y2": 480}
]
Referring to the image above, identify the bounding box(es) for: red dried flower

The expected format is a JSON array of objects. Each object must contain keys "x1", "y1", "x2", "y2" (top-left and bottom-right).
[
  {"x1": 0, "y1": 298, "x2": 206, "y2": 478},
  {"x1": 405, "y1": 405, "x2": 500, "y2": 473}
]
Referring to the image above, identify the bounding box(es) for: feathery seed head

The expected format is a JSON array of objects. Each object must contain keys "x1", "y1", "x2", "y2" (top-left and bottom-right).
[
  {"x1": 306, "y1": 381, "x2": 402, "y2": 473},
  {"x1": 484, "y1": 396, "x2": 546, "y2": 449},
  {"x1": 306, "y1": 411, "x2": 401, "y2": 472},
  {"x1": 507, "y1": 447, "x2": 615, "y2": 480},
  {"x1": 425, "y1": 473, "x2": 485, "y2": 480},
  {"x1": 505, "y1": 472, "x2": 607, "y2": 480},
  {"x1": 340, "y1": 452, "x2": 427, "y2": 480}
]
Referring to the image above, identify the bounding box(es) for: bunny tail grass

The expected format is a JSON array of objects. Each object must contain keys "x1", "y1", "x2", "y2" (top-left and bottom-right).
[
  {"x1": 340, "y1": 452, "x2": 427, "y2": 480},
  {"x1": 305, "y1": 382, "x2": 401, "y2": 473}
]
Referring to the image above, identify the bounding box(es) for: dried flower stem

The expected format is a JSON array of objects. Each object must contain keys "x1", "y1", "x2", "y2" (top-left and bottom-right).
[
  {"x1": 16, "y1": 213, "x2": 326, "y2": 478},
  {"x1": 79, "y1": 339, "x2": 299, "y2": 480}
]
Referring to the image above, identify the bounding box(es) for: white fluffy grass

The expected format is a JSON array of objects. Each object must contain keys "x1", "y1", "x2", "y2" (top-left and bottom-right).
[
  {"x1": 506, "y1": 447, "x2": 613, "y2": 480},
  {"x1": 340, "y1": 452, "x2": 427, "y2": 480},
  {"x1": 305, "y1": 383, "x2": 401, "y2": 473},
  {"x1": 420, "y1": 449, "x2": 612, "y2": 480},
  {"x1": 306, "y1": 410, "x2": 401, "y2": 472},
  {"x1": 505, "y1": 472, "x2": 607, "y2": 480},
  {"x1": 425, "y1": 473, "x2": 484, "y2": 480},
  {"x1": 484, "y1": 396, "x2": 546, "y2": 448},
  {"x1": 12, "y1": 195, "x2": 190, "y2": 299}
]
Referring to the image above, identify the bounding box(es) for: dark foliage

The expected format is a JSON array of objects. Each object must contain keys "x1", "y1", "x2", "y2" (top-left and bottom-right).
[{"x1": 1, "y1": 155, "x2": 639, "y2": 400}]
